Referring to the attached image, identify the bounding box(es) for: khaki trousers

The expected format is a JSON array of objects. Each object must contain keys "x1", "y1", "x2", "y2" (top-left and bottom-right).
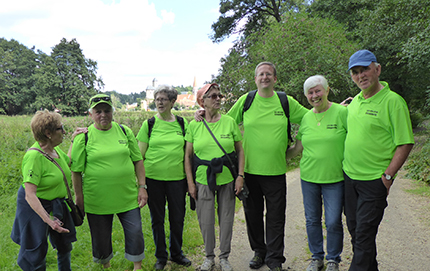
[{"x1": 196, "y1": 182, "x2": 235, "y2": 260}]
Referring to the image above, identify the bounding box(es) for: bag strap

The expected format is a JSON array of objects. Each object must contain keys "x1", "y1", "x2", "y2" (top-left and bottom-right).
[
  {"x1": 27, "y1": 147, "x2": 73, "y2": 201},
  {"x1": 202, "y1": 120, "x2": 237, "y2": 177}
]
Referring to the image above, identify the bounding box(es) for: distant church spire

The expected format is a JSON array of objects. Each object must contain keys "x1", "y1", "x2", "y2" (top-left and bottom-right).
[{"x1": 193, "y1": 76, "x2": 198, "y2": 101}]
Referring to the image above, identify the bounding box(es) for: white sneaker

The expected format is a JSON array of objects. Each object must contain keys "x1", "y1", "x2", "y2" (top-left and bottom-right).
[
  {"x1": 325, "y1": 260, "x2": 339, "y2": 271},
  {"x1": 307, "y1": 258, "x2": 324, "y2": 271},
  {"x1": 220, "y1": 258, "x2": 233, "y2": 271},
  {"x1": 201, "y1": 258, "x2": 215, "y2": 271}
]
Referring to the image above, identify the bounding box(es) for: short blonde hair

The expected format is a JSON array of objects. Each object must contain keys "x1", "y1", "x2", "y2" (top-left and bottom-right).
[{"x1": 30, "y1": 110, "x2": 62, "y2": 142}]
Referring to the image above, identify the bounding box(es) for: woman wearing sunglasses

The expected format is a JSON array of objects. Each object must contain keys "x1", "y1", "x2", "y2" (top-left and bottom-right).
[
  {"x1": 185, "y1": 83, "x2": 245, "y2": 271},
  {"x1": 71, "y1": 94, "x2": 147, "y2": 271},
  {"x1": 11, "y1": 110, "x2": 85, "y2": 270}
]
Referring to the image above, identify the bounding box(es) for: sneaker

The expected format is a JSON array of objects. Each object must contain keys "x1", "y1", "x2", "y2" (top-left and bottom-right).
[
  {"x1": 325, "y1": 260, "x2": 339, "y2": 271},
  {"x1": 269, "y1": 266, "x2": 282, "y2": 271},
  {"x1": 306, "y1": 258, "x2": 324, "y2": 271},
  {"x1": 201, "y1": 258, "x2": 215, "y2": 271},
  {"x1": 220, "y1": 258, "x2": 233, "y2": 271}
]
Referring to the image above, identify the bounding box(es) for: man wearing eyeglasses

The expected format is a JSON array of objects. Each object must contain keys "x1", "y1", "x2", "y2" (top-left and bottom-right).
[{"x1": 227, "y1": 62, "x2": 309, "y2": 271}]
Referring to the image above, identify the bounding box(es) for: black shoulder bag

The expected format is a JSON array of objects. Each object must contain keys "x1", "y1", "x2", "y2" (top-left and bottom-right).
[
  {"x1": 202, "y1": 120, "x2": 249, "y2": 201},
  {"x1": 28, "y1": 148, "x2": 85, "y2": 226}
]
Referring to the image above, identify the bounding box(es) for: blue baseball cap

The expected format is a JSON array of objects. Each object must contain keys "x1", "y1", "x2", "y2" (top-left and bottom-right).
[{"x1": 348, "y1": 50, "x2": 377, "y2": 71}]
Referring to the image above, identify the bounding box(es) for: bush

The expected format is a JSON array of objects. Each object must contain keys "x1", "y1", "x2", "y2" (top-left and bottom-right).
[{"x1": 410, "y1": 111, "x2": 423, "y2": 129}]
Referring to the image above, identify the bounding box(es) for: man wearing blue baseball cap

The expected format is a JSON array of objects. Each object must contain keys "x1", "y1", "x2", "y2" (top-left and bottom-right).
[{"x1": 343, "y1": 50, "x2": 414, "y2": 271}]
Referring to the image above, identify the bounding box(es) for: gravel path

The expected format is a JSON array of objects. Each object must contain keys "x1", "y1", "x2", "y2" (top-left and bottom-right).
[{"x1": 192, "y1": 168, "x2": 430, "y2": 271}]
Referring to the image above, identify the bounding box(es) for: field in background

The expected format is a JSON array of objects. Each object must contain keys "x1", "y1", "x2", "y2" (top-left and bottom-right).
[{"x1": 0, "y1": 112, "x2": 200, "y2": 271}]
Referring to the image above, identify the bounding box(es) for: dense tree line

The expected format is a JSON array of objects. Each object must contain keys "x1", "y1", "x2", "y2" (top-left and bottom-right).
[
  {"x1": 212, "y1": 0, "x2": 430, "y2": 114},
  {"x1": 0, "y1": 38, "x2": 103, "y2": 116}
]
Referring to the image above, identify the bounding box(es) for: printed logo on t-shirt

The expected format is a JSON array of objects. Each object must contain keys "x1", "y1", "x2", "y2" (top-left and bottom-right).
[
  {"x1": 274, "y1": 110, "x2": 284, "y2": 116},
  {"x1": 220, "y1": 134, "x2": 231, "y2": 139},
  {"x1": 28, "y1": 170, "x2": 34, "y2": 178},
  {"x1": 176, "y1": 131, "x2": 182, "y2": 136},
  {"x1": 118, "y1": 140, "x2": 127, "y2": 144},
  {"x1": 366, "y1": 110, "x2": 378, "y2": 116},
  {"x1": 326, "y1": 124, "x2": 338, "y2": 129}
]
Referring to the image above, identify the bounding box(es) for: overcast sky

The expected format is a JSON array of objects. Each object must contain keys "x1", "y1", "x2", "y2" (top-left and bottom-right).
[{"x1": 0, "y1": 0, "x2": 236, "y2": 94}]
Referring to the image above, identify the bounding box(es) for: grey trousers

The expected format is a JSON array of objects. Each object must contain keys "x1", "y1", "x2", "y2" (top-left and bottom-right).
[{"x1": 196, "y1": 182, "x2": 235, "y2": 260}]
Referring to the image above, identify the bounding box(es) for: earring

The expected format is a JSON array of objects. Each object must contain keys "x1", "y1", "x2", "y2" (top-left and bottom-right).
[{"x1": 49, "y1": 136, "x2": 52, "y2": 140}]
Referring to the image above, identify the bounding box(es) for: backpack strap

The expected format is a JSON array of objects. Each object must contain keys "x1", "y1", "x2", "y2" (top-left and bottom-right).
[
  {"x1": 85, "y1": 123, "x2": 127, "y2": 145},
  {"x1": 175, "y1": 115, "x2": 186, "y2": 136},
  {"x1": 148, "y1": 116, "x2": 185, "y2": 138},
  {"x1": 276, "y1": 92, "x2": 292, "y2": 144},
  {"x1": 147, "y1": 117, "x2": 156, "y2": 138},
  {"x1": 243, "y1": 90, "x2": 258, "y2": 114}
]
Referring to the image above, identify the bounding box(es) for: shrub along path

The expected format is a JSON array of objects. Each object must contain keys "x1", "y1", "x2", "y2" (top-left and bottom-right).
[{"x1": 190, "y1": 167, "x2": 430, "y2": 271}]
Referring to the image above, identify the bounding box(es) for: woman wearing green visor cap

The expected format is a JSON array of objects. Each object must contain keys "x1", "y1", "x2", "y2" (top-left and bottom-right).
[{"x1": 71, "y1": 94, "x2": 147, "y2": 270}]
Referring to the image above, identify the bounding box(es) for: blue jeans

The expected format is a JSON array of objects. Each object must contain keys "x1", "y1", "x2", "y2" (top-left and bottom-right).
[
  {"x1": 87, "y1": 208, "x2": 145, "y2": 264},
  {"x1": 301, "y1": 179, "x2": 344, "y2": 263},
  {"x1": 147, "y1": 178, "x2": 187, "y2": 261}
]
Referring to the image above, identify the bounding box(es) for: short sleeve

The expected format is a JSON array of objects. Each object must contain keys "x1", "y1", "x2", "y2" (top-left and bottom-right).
[
  {"x1": 136, "y1": 120, "x2": 149, "y2": 143},
  {"x1": 70, "y1": 133, "x2": 86, "y2": 172}
]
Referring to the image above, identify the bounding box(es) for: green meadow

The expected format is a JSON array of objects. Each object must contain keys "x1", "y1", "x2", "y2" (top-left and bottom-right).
[{"x1": 0, "y1": 112, "x2": 203, "y2": 271}]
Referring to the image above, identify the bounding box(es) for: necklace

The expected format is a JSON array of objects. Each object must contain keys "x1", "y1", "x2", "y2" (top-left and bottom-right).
[{"x1": 314, "y1": 110, "x2": 328, "y2": 126}]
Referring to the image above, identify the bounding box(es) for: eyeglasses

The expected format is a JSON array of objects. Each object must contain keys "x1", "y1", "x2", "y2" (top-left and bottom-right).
[
  {"x1": 205, "y1": 94, "x2": 224, "y2": 100},
  {"x1": 56, "y1": 125, "x2": 65, "y2": 132},
  {"x1": 91, "y1": 96, "x2": 111, "y2": 103},
  {"x1": 155, "y1": 98, "x2": 170, "y2": 103}
]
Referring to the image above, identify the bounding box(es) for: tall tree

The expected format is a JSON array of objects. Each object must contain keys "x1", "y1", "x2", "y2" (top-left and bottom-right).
[
  {"x1": 0, "y1": 38, "x2": 38, "y2": 115},
  {"x1": 210, "y1": 0, "x2": 300, "y2": 43},
  {"x1": 308, "y1": 0, "x2": 430, "y2": 111},
  {"x1": 47, "y1": 38, "x2": 104, "y2": 115},
  {"x1": 215, "y1": 12, "x2": 359, "y2": 110}
]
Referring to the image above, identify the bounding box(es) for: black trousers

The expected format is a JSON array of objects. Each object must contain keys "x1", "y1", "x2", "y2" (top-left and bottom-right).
[
  {"x1": 344, "y1": 173, "x2": 388, "y2": 271},
  {"x1": 147, "y1": 178, "x2": 187, "y2": 261},
  {"x1": 244, "y1": 173, "x2": 286, "y2": 269}
]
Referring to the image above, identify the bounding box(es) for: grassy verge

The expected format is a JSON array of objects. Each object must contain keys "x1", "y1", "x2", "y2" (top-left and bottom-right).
[{"x1": 0, "y1": 113, "x2": 202, "y2": 270}]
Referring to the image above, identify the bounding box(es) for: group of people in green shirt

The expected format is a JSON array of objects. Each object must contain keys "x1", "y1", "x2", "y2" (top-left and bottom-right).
[{"x1": 11, "y1": 49, "x2": 414, "y2": 271}]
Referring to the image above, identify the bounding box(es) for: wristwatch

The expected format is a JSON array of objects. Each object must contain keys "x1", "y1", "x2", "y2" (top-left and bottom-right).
[
  {"x1": 139, "y1": 184, "x2": 148, "y2": 189},
  {"x1": 383, "y1": 173, "x2": 392, "y2": 181}
]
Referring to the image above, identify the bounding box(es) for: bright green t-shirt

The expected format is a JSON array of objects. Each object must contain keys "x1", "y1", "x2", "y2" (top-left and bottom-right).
[
  {"x1": 185, "y1": 115, "x2": 242, "y2": 186},
  {"x1": 227, "y1": 92, "x2": 309, "y2": 175},
  {"x1": 343, "y1": 81, "x2": 414, "y2": 180},
  {"x1": 71, "y1": 122, "x2": 143, "y2": 214},
  {"x1": 296, "y1": 103, "x2": 347, "y2": 183},
  {"x1": 22, "y1": 142, "x2": 70, "y2": 200},
  {"x1": 136, "y1": 115, "x2": 188, "y2": 181}
]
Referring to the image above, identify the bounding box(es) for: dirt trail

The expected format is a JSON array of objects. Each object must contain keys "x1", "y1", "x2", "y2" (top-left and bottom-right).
[{"x1": 201, "y1": 168, "x2": 430, "y2": 271}]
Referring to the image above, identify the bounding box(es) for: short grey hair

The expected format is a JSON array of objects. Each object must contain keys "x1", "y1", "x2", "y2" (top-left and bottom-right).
[
  {"x1": 154, "y1": 85, "x2": 178, "y2": 101},
  {"x1": 255, "y1": 62, "x2": 277, "y2": 77},
  {"x1": 349, "y1": 62, "x2": 380, "y2": 75},
  {"x1": 303, "y1": 75, "x2": 328, "y2": 95}
]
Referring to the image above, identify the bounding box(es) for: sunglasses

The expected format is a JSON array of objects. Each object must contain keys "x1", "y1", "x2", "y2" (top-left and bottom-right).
[
  {"x1": 91, "y1": 97, "x2": 111, "y2": 103},
  {"x1": 205, "y1": 94, "x2": 224, "y2": 100},
  {"x1": 56, "y1": 125, "x2": 65, "y2": 132}
]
